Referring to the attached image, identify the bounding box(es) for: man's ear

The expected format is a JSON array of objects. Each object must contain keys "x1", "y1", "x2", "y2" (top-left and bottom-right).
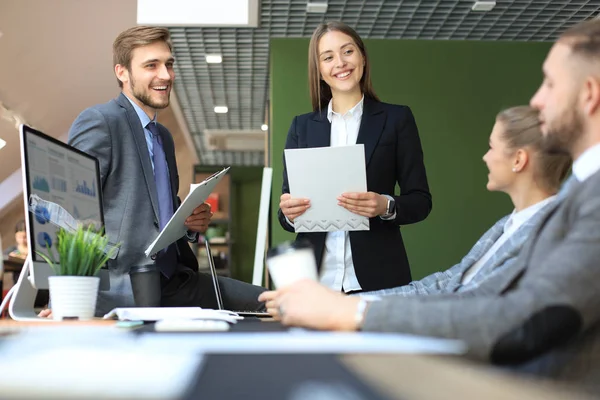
[
  {"x1": 115, "y1": 64, "x2": 129, "y2": 86},
  {"x1": 580, "y1": 73, "x2": 600, "y2": 116}
]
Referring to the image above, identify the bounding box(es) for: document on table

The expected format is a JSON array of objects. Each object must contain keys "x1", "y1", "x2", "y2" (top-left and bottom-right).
[
  {"x1": 103, "y1": 307, "x2": 241, "y2": 323},
  {"x1": 145, "y1": 167, "x2": 229, "y2": 257},
  {"x1": 284, "y1": 145, "x2": 369, "y2": 232}
]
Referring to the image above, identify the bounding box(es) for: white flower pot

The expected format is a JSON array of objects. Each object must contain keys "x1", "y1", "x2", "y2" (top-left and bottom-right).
[{"x1": 48, "y1": 276, "x2": 100, "y2": 321}]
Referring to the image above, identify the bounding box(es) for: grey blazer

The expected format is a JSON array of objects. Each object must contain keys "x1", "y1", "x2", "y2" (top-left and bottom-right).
[
  {"x1": 68, "y1": 93, "x2": 197, "y2": 315},
  {"x1": 366, "y1": 201, "x2": 556, "y2": 297},
  {"x1": 363, "y1": 171, "x2": 600, "y2": 393}
]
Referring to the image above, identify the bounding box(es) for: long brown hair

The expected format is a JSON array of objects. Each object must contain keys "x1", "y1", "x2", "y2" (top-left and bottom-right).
[
  {"x1": 496, "y1": 106, "x2": 571, "y2": 193},
  {"x1": 308, "y1": 21, "x2": 379, "y2": 112}
]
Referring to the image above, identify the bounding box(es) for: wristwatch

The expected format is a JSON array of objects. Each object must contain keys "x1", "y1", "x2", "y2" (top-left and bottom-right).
[{"x1": 382, "y1": 196, "x2": 396, "y2": 218}]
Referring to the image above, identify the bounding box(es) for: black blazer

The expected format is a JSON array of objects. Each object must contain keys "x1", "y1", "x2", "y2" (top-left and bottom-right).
[{"x1": 278, "y1": 97, "x2": 432, "y2": 291}]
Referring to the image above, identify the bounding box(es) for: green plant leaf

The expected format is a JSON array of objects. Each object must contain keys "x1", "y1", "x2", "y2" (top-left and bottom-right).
[{"x1": 51, "y1": 225, "x2": 120, "y2": 276}]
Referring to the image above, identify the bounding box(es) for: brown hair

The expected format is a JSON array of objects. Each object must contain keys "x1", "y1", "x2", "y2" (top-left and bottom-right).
[
  {"x1": 15, "y1": 220, "x2": 25, "y2": 233},
  {"x1": 113, "y1": 26, "x2": 173, "y2": 88},
  {"x1": 559, "y1": 18, "x2": 600, "y2": 61},
  {"x1": 496, "y1": 106, "x2": 571, "y2": 193},
  {"x1": 308, "y1": 21, "x2": 379, "y2": 112}
]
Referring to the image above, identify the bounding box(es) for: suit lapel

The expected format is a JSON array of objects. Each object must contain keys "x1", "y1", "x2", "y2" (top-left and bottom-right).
[
  {"x1": 461, "y1": 216, "x2": 507, "y2": 270},
  {"x1": 496, "y1": 199, "x2": 565, "y2": 293},
  {"x1": 116, "y1": 93, "x2": 160, "y2": 222},
  {"x1": 307, "y1": 110, "x2": 331, "y2": 148},
  {"x1": 356, "y1": 98, "x2": 386, "y2": 168}
]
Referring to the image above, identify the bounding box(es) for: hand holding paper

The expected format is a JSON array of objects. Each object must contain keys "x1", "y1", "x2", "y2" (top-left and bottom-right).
[
  {"x1": 279, "y1": 193, "x2": 310, "y2": 223},
  {"x1": 145, "y1": 167, "x2": 229, "y2": 257},
  {"x1": 284, "y1": 145, "x2": 369, "y2": 232},
  {"x1": 184, "y1": 203, "x2": 213, "y2": 233},
  {"x1": 337, "y1": 191, "x2": 388, "y2": 218}
]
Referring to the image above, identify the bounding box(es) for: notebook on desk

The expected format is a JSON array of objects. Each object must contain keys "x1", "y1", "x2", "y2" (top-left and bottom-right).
[{"x1": 205, "y1": 240, "x2": 270, "y2": 318}]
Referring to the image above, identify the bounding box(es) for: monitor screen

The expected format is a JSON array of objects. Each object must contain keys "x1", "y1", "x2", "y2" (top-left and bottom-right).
[{"x1": 20, "y1": 125, "x2": 104, "y2": 264}]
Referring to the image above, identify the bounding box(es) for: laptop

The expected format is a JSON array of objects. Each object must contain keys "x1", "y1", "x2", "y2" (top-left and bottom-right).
[{"x1": 205, "y1": 240, "x2": 270, "y2": 318}]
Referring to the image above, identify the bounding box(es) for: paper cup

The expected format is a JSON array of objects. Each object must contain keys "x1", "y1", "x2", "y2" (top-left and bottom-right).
[{"x1": 266, "y1": 240, "x2": 318, "y2": 289}]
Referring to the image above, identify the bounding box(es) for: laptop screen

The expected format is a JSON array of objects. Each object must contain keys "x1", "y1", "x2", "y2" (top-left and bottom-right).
[{"x1": 205, "y1": 240, "x2": 224, "y2": 310}]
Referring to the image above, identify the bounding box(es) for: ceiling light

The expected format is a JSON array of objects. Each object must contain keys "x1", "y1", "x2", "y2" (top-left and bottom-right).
[
  {"x1": 137, "y1": 0, "x2": 259, "y2": 27},
  {"x1": 306, "y1": 2, "x2": 328, "y2": 14},
  {"x1": 206, "y1": 54, "x2": 223, "y2": 64},
  {"x1": 261, "y1": 124, "x2": 268, "y2": 131},
  {"x1": 214, "y1": 106, "x2": 228, "y2": 114},
  {"x1": 0, "y1": 138, "x2": 6, "y2": 150},
  {"x1": 471, "y1": 1, "x2": 496, "y2": 11}
]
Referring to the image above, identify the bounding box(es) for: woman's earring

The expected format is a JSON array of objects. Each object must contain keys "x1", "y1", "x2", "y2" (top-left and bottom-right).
[{"x1": 512, "y1": 167, "x2": 517, "y2": 172}]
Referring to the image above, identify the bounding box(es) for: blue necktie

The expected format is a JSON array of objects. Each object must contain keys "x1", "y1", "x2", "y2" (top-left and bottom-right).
[{"x1": 147, "y1": 122, "x2": 177, "y2": 278}]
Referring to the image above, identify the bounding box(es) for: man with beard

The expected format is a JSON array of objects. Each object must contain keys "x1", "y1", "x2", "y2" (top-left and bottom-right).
[
  {"x1": 62, "y1": 26, "x2": 265, "y2": 316},
  {"x1": 260, "y1": 18, "x2": 600, "y2": 393}
]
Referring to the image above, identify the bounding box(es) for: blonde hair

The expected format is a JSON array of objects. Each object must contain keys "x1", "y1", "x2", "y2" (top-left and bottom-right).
[{"x1": 496, "y1": 106, "x2": 571, "y2": 192}]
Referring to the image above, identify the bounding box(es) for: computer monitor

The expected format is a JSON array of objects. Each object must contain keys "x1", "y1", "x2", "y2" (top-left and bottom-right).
[
  {"x1": 20, "y1": 124, "x2": 107, "y2": 287},
  {"x1": 9, "y1": 125, "x2": 109, "y2": 320}
]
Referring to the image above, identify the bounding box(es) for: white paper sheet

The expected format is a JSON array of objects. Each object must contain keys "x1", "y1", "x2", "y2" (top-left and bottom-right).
[
  {"x1": 103, "y1": 307, "x2": 241, "y2": 322},
  {"x1": 284, "y1": 145, "x2": 369, "y2": 232},
  {"x1": 145, "y1": 167, "x2": 229, "y2": 257}
]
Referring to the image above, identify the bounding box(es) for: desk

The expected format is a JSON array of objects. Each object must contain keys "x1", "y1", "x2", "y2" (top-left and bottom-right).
[
  {"x1": 3, "y1": 257, "x2": 25, "y2": 273},
  {"x1": 0, "y1": 319, "x2": 594, "y2": 400},
  {"x1": 187, "y1": 348, "x2": 592, "y2": 400}
]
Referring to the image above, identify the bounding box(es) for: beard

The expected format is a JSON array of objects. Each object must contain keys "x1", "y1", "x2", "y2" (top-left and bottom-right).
[
  {"x1": 543, "y1": 99, "x2": 584, "y2": 155},
  {"x1": 130, "y1": 74, "x2": 170, "y2": 110}
]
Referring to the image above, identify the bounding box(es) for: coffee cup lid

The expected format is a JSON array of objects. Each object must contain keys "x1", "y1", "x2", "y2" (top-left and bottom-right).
[
  {"x1": 266, "y1": 240, "x2": 313, "y2": 259},
  {"x1": 129, "y1": 264, "x2": 158, "y2": 274}
]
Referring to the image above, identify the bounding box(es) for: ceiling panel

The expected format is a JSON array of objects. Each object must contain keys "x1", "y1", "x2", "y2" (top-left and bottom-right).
[{"x1": 170, "y1": 0, "x2": 600, "y2": 166}]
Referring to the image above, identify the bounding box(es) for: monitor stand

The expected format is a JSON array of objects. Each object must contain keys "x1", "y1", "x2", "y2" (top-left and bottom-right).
[{"x1": 9, "y1": 260, "x2": 51, "y2": 321}]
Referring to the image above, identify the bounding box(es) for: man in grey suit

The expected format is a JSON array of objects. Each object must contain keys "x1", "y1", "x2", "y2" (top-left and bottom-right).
[
  {"x1": 61, "y1": 26, "x2": 265, "y2": 316},
  {"x1": 260, "y1": 19, "x2": 600, "y2": 393}
]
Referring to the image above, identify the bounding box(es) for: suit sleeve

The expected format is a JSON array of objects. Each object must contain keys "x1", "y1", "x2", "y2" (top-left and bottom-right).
[
  {"x1": 392, "y1": 107, "x2": 432, "y2": 225},
  {"x1": 277, "y1": 116, "x2": 298, "y2": 233},
  {"x1": 67, "y1": 108, "x2": 112, "y2": 187},
  {"x1": 364, "y1": 263, "x2": 460, "y2": 297},
  {"x1": 362, "y1": 195, "x2": 600, "y2": 364}
]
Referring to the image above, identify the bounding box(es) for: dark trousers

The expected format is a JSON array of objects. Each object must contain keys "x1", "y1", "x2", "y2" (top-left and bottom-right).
[{"x1": 160, "y1": 264, "x2": 266, "y2": 312}]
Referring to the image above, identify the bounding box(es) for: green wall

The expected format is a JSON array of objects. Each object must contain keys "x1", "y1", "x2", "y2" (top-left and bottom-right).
[
  {"x1": 269, "y1": 38, "x2": 551, "y2": 280},
  {"x1": 230, "y1": 166, "x2": 263, "y2": 283}
]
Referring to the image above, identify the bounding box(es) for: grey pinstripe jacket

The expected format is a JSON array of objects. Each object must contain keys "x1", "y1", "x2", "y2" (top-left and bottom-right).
[
  {"x1": 362, "y1": 172, "x2": 600, "y2": 393},
  {"x1": 364, "y1": 201, "x2": 556, "y2": 297}
]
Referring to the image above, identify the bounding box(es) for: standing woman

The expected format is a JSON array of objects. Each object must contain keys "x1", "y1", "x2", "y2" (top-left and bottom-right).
[{"x1": 278, "y1": 21, "x2": 432, "y2": 292}]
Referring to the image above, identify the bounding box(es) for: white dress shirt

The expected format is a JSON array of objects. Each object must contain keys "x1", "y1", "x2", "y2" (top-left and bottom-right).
[
  {"x1": 319, "y1": 97, "x2": 365, "y2": 292},
  {"x1": 461, "y1": 195, "x2": 556, "y2": 284},
  {"x1": 572, "y1": 142, "x2": 600, "y2": 183}
]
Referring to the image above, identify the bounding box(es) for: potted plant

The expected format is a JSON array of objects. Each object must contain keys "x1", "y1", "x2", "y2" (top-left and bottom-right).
[{"x1": 37, "y1": 225, "x2": 115, "y2": 320}]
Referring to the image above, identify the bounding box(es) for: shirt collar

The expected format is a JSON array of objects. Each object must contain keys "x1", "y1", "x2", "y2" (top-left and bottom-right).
[
  {"x1": 123, "y1": 93, "x2": 156, "y2": 129},
  {"x1": 327, "y1": 95, "x2": 364, "y2": 123},
  {"x1": 503, "y1": 195, "x2": 557, "y2": 233},
  {"x1": 572, "y1": 142, "x2": 600, "y2": 183}
]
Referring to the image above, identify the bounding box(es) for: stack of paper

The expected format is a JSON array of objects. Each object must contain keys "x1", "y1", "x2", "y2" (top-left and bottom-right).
[{"x1": 103, "y1": 307, "x2": 241, "y2": 323}]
